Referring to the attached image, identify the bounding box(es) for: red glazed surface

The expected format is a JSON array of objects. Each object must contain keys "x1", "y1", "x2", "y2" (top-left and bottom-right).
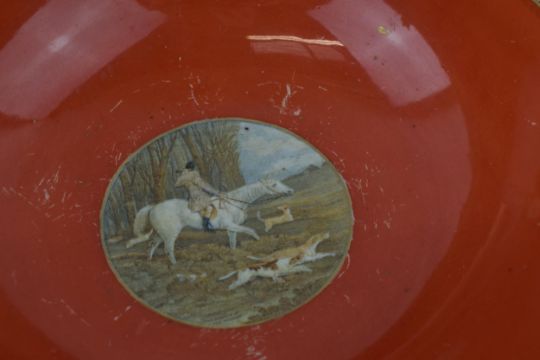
[{"x1": 0, "y1": 0, "x2": 539, "y2": 359}]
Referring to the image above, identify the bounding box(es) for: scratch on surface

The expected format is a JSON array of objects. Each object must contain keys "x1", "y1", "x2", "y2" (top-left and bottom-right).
[
  {"x1": 337, "y1": 253, "x2": 351, "y2": 279},
  {"x1": 114, "y1": 152, "x2": 123, "y2": 166},
  {"x1": 110, "y1": 99, "x2": 123, "y2": 113},
  {"x1": 61, "y1": 192, "x2": 71, "y2": 203},
  {"x1": 60, "y1": 299, "x2": 76, "y2": 316},
  {"x1": 43, "y1": 189, "x2": 50, "y2": 203},
  {"x1": 52, "y1": 167, "x2": 60, "y2": 184},
  {"x1": 280, "y1": 84, "x2": 293, "y2": 113},
  {"x1": 189, "y1": 84, "x2": 200, "y2": 107},
  {"x1": 247, "y1": 35, "x2": 344, "y2": 47},
  {"x1": 113, "y1": 304, "x2": 133, "y2": 321},
  {"x1": 4, "y1": 186, "x2": 41, "y2": 210},
  {"x1": 351, "y1": 179, "x2": 368, "y2": 205},
  {"x1": 329, "y1": 150, "x2": 346, "y2": 169},
  {"x1": 54, "y1": 299, "x2": 91, "y2": 327},
  {"x1": 52, "y1": 213, "x2": 65, "y2": 222},
  {"x1": 246, "y1": 344, "x2": 267, "y2": 360},
  {"x1": 257, "y1": 81, "x2": 280, "y2": 87}
]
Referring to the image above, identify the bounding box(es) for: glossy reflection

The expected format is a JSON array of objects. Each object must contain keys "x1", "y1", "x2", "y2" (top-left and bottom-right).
[
  {"x1": 310, "y1": 0, "x2": 450, "y2": 106},
  {"x1": 0, "y1": 0, "x2": 164, "y2": 120}
]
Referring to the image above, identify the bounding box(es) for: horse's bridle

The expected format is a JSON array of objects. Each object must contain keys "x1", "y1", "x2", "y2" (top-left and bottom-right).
[{"x1": 260, "y1": 180, "x2": 285, "y2": 196}]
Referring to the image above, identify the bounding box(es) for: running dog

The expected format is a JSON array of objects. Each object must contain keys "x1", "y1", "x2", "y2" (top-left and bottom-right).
[
  {"x1": 219, "y1": 232, "x2": 334, "y2": 289},
  {"x1": 256, "y1": 205, "x2": 294, "y2": 232}
]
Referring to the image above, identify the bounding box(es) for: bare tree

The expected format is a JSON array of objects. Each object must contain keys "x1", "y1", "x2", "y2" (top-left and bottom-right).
[
  {"x1": 104, "y1": 121, "x2": 245, "y2": 239},
  {"x1": 180, "y1": 121, "x2": 244, "y2": 190}
]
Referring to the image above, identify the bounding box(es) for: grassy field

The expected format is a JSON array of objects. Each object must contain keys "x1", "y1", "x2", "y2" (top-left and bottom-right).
[{"x1": 104, "y1": 162, "x2": 353, "y2": 328}]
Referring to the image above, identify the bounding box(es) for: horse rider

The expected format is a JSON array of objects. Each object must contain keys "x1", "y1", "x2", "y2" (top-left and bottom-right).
[{"x1": 175, "y1": 161, "x2": 222, "y2": 232}]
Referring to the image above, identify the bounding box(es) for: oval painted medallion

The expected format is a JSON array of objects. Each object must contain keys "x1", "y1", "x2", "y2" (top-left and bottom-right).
[{"x1": 101, "y1": 118, "x2": 353, "y2": 327}]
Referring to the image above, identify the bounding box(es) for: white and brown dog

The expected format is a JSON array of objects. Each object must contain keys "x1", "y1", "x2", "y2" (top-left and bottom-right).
[
  {"x1": 256, "y1": 205, "x2": 294, "y2": 232},
  {"x1": 219, "y1": 232, "x2": 334, "y2": 290}
]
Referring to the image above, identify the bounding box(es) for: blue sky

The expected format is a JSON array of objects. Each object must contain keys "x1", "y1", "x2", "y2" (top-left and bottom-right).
[{"x1": 237, "y1": 121, "x2": 325, "y2": 183}]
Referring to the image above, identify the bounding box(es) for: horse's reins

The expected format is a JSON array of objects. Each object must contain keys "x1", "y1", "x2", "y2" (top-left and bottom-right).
[
  {"x1": 217, "y1": 181, "x2": 283, "y2": 210},
  {"x1": 217, "y1": 195, "x2": 248, "y2": 210},
  {"x1": 220, "y1": 195, "x2": 250, "y2": 204}
]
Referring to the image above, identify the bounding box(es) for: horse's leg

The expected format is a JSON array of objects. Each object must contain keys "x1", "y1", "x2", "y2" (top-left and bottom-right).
[
  {"x1": 126, "y1": 230, "x2": 153, "y2": 248},
  {"x1": 227, "y1": 230, "x2": 238, "y2": 249},
  {"x1": 224, "y1": 223, "x2": 260, "y2": 241},
  {"x1": 152, "y1": 221, "x2": 183, "y2": 265},
  {"x1": 165, "y1": 238, "x2": 177, "y2": 264},
  {"x1": 148, "y1": 236, "x2": 163, "y2": 261}
]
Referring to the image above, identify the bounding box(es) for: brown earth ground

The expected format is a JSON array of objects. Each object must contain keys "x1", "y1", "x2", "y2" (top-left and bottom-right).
[{"x1": 104, "y1": 163, "x2": 353, "y2": 327}]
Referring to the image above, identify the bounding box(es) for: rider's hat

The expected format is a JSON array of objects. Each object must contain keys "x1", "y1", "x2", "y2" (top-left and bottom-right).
[{"x1": 185, "y1": 161, "x2": 196, "y2": 170}]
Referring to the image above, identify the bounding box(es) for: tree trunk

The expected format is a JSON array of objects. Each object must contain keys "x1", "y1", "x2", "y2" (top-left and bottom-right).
[{"x1": 119, "y1": 169, "x2": 137, "y2": 225}]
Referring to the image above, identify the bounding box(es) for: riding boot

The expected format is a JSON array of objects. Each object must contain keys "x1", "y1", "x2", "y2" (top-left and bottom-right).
[{"x1": 202, "y1": 217, "x2": 215, "y2": 232}]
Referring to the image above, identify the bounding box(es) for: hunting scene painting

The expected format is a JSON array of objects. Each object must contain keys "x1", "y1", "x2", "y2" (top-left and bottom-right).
[{"x1": 101, "y1": 119, "x2": 353, "y2": 327}]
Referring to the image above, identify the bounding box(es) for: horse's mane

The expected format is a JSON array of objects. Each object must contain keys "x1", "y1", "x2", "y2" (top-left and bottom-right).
[{"x1": 226, "y1": 181, "x2": 263, "y2": 201}]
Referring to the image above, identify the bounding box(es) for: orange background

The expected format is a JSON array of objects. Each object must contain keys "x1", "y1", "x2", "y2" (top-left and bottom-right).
[{"x1": 0, "y1": 0, "x2": 539, "y2": 359}]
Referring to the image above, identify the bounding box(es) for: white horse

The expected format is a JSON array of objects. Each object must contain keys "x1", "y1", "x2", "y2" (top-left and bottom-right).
[{"x1": 125, "y1": 179, "x2": 294, "y2": 264}]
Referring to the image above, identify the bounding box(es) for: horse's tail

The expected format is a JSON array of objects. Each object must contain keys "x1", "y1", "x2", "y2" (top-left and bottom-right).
[
  {"x1": 126, "y1": 205, "x2": 154, "y2": 248},
  {"x1": 133, "y1": 205, "x2": 154, "y2": 235},
  {"x1": 256, "y1": 211, "x2": 264, "y2": 223},
  {"x1": 219, "y1": 270, "x2": 238, "y2": 281}
]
